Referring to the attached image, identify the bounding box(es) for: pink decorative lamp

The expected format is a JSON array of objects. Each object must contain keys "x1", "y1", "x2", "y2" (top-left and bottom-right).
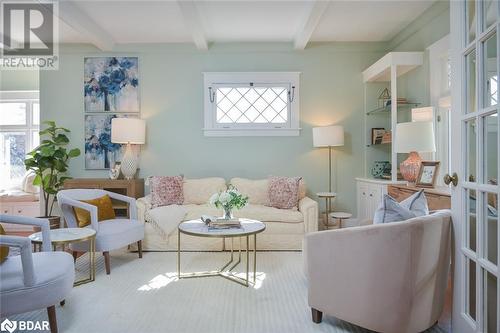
[{"x1": 394, "y1": 121, "x2": 436, "y2": 184}]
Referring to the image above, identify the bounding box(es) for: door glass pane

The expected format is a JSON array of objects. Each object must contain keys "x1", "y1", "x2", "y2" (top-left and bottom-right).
[
  {"x1": 467, "y1": 259, "x2": 477, "y2": 320},
  {"x1": 0, "y1": 132, "x2": 27, "y2": 189},
  {"x1": 0, "y1": 102, "x2": 27, "y2": 125},
  {"x1": 467, "y1": 50, "x2": 477, "y2": 113},
  {"x1": 33, "y1": 102, "x2": 40, "y2": 125},
  {"x1": 467, "y1": 119, "x2": 477, "y2": 182},
  {"x1": 484, "y1": 113, "x2": 498, "y2": 183},
  {"x1": 467, "y1": 0, "x2": 477, "y2": 43},
  {"x1": 484, "y1": 0, "x2": 498, "y2": 30},
  {"x1": 468, "y1": 189, "x2": 478, "y2": 252},
  {"x1": 484, "y1": 192, "x2": 498, "y2": 265},
  {"x1": 484, "y1": 34, "x2": 497, "y2": 107},
  {"x1": 485, "y1": 270, "x2": 498, "y2": 333}
]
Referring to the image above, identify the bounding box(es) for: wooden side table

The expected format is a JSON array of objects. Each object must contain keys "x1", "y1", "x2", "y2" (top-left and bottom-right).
[
  {"x1": 63, "y1": 178, "x2": 144, "y2": 217},
  {"x1": 317, "y1": 192, "x2": 337, "y2": 229}
]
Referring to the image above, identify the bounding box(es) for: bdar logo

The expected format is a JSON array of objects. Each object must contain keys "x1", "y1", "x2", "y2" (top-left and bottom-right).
[{"x1": 0, "y1": 319, "x2": 17, "y2": 333}]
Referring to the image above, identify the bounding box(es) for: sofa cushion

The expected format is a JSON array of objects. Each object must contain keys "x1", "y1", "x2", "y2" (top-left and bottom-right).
[
  {"x1": 235, "y1": 204, "x2": 303, "y2": 223},
  {"x1": 183, "y1": 203, "x2": 303, "y2": 223},
  {"x1": 230, "y1": 178, "x2": 268, "y2": 205},
  {"x1": 230, "y1": 177, "x2": 307, "y2": 206},
  {"x1": 183, "y1": 178, "x2": 227, "y2": 205},
  {"x1": 184, "y1": 204, "x2": 224, "y2": 221}
]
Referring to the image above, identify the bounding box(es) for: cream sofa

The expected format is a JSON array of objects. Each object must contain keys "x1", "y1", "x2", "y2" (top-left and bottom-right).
[
  {"x1": 137, "y1": 177, "x2": 318, "y2": 251},
  {"x1": 304, "y1": 210, "x2": 451, "y2": 333}
]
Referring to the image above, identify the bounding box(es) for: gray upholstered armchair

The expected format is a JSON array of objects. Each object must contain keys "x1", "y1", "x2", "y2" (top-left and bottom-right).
[
  {"x1": 0, "y1": 215, "x2": 75, "y2": 333},
  {"x1": 304, "y1": 210, "x2": 452, "y2": 333},
  {"x1": 57, "y1": 189, "x2": 144, "y2": 274}
]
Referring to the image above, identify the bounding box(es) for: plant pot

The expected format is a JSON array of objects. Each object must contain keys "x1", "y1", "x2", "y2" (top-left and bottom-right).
[{"x1": 34, "y1": 216, "x2": 61, "y2": 231}]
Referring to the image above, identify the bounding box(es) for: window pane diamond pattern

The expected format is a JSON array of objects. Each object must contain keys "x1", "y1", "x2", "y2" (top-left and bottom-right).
[{"x1": 216, "y1": 86, "x2": 288, "y2": 124}]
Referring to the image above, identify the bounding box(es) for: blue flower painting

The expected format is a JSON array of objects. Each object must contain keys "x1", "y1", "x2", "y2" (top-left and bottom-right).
[
  {"x1": 85, "y1": 114, "x2": 137, "y2": 169},
  {"x1": 84, "y1": 57, "x2": 139, "y2": 112}
]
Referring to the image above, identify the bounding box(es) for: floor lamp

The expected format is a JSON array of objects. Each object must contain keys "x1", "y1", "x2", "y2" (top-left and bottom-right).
[{"x1": 313, "y1": 125, "x2": 345, "y2": 193}]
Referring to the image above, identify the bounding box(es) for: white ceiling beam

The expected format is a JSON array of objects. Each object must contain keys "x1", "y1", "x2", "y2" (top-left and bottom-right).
[
  {"x1": 294, "y1": 1, "x2": 330, "y2": 50},
  {"x1": 177, "y1": 0, "x2": 208, "y2": 51},
  {"x1": 40, "y1": 0, "x2": 114, "y2": 51}
]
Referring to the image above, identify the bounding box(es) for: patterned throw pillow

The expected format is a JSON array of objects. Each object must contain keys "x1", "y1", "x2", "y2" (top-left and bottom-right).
[
  {"x1": 267, "y1": 176, "x2": 302, "y2": 209},
  {"x1": 150, "y1": 176, "x2": 184, "y2": 208}
]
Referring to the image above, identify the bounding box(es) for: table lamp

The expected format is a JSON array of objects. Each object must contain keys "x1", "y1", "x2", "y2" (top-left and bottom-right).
[
  {"x1": 313, "y1": 125, "x2": 344, "y2": 192},
  {"x1": 395, "y1": 121, "x2": 436, "y2": 183},
  {"x1": 111, "y1": 118, "x2": 146, "y2": 180}
]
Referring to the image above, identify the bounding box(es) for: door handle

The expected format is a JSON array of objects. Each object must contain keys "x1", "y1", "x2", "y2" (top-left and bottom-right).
[{"x1": 444, "y1": 173, "x2": 459, "y2": 186}]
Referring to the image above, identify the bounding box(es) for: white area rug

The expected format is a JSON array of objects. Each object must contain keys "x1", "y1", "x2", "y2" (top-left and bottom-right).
[{"x1": 11, "y1": 251, "x2": 447, "y2": 333}]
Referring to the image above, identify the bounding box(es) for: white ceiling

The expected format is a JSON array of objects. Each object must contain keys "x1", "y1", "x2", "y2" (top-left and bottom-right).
[{"x1": 11, "y1": 0, "x2": 438, "y2": 50}]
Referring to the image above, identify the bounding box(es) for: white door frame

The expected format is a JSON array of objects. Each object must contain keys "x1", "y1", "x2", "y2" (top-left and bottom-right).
[{"x1": 451, "y1": 1, "x2": 500, "y2": 332}]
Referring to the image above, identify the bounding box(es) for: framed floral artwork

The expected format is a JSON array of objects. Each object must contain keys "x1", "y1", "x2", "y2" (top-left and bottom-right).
[
  {"x1": 84, "y1": 57, "x2": 139, "y2": 112},
  {"x1": 84, "y1": 114, "x2": 138, "y2": 169}
]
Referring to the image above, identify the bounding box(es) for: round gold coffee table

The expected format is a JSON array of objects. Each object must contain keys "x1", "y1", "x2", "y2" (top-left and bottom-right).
[
  {"x1": 29, "y1": 228, "x2": 96, "y2": 286},
  {"x1": 177, "y1": 219, "x2": 265, "y2": 287}
]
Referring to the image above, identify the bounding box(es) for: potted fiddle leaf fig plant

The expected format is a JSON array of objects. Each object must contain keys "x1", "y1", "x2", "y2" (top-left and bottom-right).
[{"x1": 24, "y1": 121, "x2": 80, "y2": 228}]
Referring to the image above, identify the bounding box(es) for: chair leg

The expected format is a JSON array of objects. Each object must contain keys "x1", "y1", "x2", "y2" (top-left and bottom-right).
[
  {"x1": 103, "y1": 251, "x2": 111, "y2": 275},
  {"x1": 311, "y1": 308, "x2": 323, "y2": 324},
  {"x1": 72, "y1": 251, "x2": 78, "y2": 262},
  {"x1": 137, "y1": 241, "x2": 143, "y2": 258},
  {"x1": 47, "y1": 305, "x2": 58, "y2": 333}
]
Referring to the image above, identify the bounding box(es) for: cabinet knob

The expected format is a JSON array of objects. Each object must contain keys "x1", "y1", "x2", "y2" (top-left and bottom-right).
[
  {"x1": 443, "y1": 173, "x2": 458, "y2": 186},
  {"x1": 363, "y1": 192, "x2": 366, "y2": 195},
  {"x1": 369, "y1": 194, "x2": 373, "y2": 197},
  {"x1": 3, "y1": 210, "x2": 8, "y2": 213},
  {"x1": 18, "y1": 210, "x2": 22, "y2": 213}
]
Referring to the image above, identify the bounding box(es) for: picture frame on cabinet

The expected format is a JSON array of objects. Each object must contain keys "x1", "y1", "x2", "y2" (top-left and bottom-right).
[{"x1": 416, "y1": 161, "x2": 440, "y2": 188}]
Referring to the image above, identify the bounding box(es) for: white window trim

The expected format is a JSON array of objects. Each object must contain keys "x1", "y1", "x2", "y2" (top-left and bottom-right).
[{"x1": 203, "y1": 72, "x2": 301, "y2": 137}]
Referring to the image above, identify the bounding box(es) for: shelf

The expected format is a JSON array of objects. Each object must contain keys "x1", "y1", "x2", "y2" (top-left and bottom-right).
[
  {"x1": 362, "y1": 52, "x2": 424, "y2": 82},
  {"x1": 366, "y1": 141, "x2": 391, "y2": 147},
  {"x1": 366, "y1": 102, "x2": 420, "y2": 115}
]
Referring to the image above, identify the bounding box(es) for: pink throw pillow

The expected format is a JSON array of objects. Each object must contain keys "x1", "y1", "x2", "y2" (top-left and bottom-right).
[
  {"x1": 150, "y1": 176, "x2": 184, "y2": 208},
  {"x1": 267, "y1": 176, "x2": 302, "y2": 209}
]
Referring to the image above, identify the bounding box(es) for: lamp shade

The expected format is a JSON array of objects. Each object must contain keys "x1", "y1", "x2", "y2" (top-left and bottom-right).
[
  {"x1": 394, "y1": 121, "x2": 435, "y2": 153},
  {"x1": 111, "y1": 118, "x2": 146, "y2": 144},
  {"x1": 312, "y1": 126, "x2": 344, "y2": 147}
]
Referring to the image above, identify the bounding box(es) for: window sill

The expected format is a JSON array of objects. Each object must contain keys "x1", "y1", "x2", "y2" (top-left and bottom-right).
[{"x1": 203, "y1": 128, "x2": 301, "y2": 137}]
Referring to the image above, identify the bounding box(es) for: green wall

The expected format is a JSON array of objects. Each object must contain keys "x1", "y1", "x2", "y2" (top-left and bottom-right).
[
  {"x1": 3, "y1": 1, "x2": 450, "y2": 216},
  {"x1": 0, "y1": 70, "x2": 39, "y2": 91},
  {"x1": 39, "y1": 42, "x2": 386, "y2": 213}
]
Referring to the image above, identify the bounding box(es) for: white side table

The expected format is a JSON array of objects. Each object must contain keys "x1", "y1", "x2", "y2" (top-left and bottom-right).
[
  {"x1": 317, "y1": 192, "x2": 337, "y2": 229},
  {"x1": 328, "y1": 212, "x2": 353, "y2": 230}
]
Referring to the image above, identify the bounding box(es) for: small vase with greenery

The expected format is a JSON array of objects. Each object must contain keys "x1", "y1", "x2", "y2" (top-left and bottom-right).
[
  {"x1": 24, "y1": 121, "x2": 80, "y2": 227},
  {"x1": 209, "y1": 185, "x2": 249, "y2": 220}
]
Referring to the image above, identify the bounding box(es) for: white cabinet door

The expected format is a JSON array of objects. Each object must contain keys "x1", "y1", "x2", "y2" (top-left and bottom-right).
[{"x1": 357, "y1": 183, "x2": 370, "y2": 219}]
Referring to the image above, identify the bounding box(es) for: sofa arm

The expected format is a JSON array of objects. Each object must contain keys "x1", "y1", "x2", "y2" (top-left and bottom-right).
[
  {"x1": 299, "y1": 197, "x2": 318, "y2": 233},
  {"x1": 137, "y1": 195, "x2": 152, "y2": 223}
]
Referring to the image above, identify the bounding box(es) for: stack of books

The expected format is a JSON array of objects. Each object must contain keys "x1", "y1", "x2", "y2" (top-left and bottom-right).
[{"x1": 201, "y1": 215, "x2": 242, "y2": 229}]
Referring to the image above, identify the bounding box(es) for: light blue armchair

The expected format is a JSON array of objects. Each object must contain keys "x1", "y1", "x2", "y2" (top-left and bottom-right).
[
  {"x1": 0, "y1": 215, "x2": 74, "y2": 333},
  {"x1": 57, "y1": 189, "x2": 144, "y2": 274}
]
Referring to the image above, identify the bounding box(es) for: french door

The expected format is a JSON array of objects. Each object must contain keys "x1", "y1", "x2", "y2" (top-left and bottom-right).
[{"x1": 451, "y1": 1, "x2": 500, "y2": 332}]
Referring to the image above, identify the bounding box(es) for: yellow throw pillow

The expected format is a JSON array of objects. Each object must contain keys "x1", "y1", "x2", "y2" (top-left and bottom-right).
[
  {"x1": 73, "y1": 194, "x2": 116, "y2": 227},
  {"x1": 0, "y1": 224, "x2": 9, "y2": 263}
]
